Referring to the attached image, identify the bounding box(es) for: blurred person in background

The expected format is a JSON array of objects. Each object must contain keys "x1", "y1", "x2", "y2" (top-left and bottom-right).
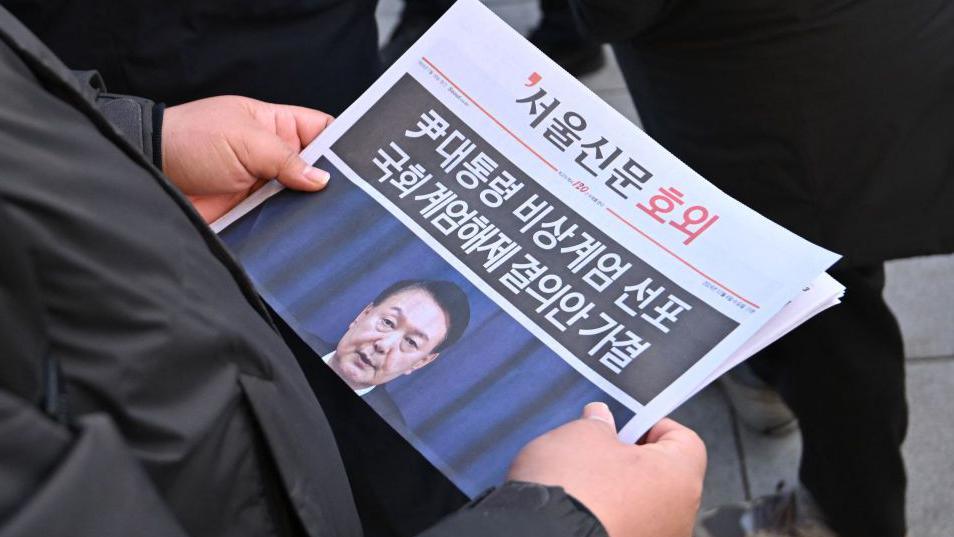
[
  {"x1": 382, "y1": 0, "x2": 604, "y2": 76},
  {"x1": 1, "y1": 0, "x2": 381, "y2": 115},
  {"x1": 570, "y1": 1, "x2": 954, "y2": 537}
]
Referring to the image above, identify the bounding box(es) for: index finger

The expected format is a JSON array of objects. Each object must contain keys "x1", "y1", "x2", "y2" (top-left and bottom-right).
[
  {"x1": 645, "y1": 418, "x2": 706, "y2": 462},
  {"x1": 277, "y1": 104, "x2": 335, "y2": 147},
  {"x1": 645, "y1": 418, "x2": 689, "y2": 443}
]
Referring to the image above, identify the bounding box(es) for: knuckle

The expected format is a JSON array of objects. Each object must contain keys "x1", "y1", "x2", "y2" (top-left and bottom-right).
[{"x1": 279, "y1": 149, "x2": 301, "y2": 175}]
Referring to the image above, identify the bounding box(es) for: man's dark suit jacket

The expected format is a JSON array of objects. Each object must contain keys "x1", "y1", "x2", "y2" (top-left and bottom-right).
[
  {"x1": 281, "y1": 326, "x2": 467, "y2": 537},
  {"x1": 306, "y1": 333, "x2": 409, "y2": 430}
]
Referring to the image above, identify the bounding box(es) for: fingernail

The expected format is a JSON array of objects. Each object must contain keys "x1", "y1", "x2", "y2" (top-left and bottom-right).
[
  {"x1": 585, "y1": 401, "x2": 609, "y2": 412},
  {"x1": 303, "y1": 166, "x2": 330, "y2": 186},
  {"x1": 583, "y1": 402, "x2": 614, "y2": 425}
]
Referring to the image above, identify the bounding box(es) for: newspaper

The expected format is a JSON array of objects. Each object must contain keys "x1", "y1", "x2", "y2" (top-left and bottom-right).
[{"x1": 213, "y1": 0, "x2": 843, "y2": 496}]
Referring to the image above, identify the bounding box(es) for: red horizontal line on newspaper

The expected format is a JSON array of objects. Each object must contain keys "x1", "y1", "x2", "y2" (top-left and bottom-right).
[{"x1": 421, "y1": 55, "x2": 761, "y2": 310}]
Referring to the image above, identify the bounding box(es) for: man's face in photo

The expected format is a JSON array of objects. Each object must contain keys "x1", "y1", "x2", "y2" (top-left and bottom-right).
[{"x1": 331, "y1": 288, "x2": 449, "y2": 390}]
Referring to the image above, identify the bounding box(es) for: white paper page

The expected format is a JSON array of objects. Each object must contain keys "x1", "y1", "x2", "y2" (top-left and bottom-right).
[{"x1": 677, "y1": 273, "x2": 845, "y2": 406}]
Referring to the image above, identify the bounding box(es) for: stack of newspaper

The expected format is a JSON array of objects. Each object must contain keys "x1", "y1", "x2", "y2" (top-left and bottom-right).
[{"x1": 214, "y1": 0, "x2": 843, "y2": 497}]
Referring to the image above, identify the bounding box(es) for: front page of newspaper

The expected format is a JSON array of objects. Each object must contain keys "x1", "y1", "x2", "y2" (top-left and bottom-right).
[{"x1": 214, "y1": 0, "x2": 839, "y2": 496}]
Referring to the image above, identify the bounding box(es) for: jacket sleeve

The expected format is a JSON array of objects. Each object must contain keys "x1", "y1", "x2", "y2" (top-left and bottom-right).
[
  {"x1": 569, "y1": 0, "x2": 671, "y2": 42},
  {"x1": 71, "y1": 69, "x2": 164, "y2": 170},
  {"x1": 415, "y1": 482, "x2": 609, "y2": 537},
  {"x1": 0, "y1": 204, "x2": 187, "y2": 537},
  {"x1": 0, "y1": 398, "x2": 193, "y2": 537}
]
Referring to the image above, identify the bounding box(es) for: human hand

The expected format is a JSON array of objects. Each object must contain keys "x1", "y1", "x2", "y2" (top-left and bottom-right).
[
  {"x1": 161, "y1": 96, "x2": 334, "y2": 223},
  {"x1": 508, "y1": 403, "x2": 706, "y2": 537}
]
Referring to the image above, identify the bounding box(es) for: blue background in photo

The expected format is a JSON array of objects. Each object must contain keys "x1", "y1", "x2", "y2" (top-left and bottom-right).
[{"x1": 220, "y1": 160, "x2": 635, "y2": 495}]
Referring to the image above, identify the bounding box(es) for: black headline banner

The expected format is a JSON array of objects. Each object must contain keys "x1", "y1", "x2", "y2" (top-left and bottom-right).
[{"x1": 332, "y1": 74, "x2": 738, "y2": 403}]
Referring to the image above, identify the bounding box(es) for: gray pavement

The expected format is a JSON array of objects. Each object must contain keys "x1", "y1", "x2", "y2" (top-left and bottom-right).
[{"x1": 377, "y1": 2, "x2": 954, "y2": 535}]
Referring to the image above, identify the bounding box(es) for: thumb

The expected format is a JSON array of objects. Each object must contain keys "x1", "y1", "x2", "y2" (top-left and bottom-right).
[
  {"x1": 582, "y1": 402, "x2": 617, "y2": 432},
  {"x1": 241, "y1": 129, "x2": 330, "y2": 191}
]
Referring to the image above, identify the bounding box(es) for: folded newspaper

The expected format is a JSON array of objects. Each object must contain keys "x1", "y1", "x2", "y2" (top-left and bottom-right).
[{"x1": 213, "y1": 0, "x2": 843, "y2": 497}]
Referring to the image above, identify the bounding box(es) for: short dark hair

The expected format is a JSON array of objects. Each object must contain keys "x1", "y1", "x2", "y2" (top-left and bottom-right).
[{"x1": 371, "y1": 279, "x2": 471, "y2": 352}]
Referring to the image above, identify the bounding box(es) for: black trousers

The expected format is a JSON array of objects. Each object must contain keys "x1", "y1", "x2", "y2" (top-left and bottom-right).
[{"x1": 749, "y1": 264, "x2": 908, "y2": 537}]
